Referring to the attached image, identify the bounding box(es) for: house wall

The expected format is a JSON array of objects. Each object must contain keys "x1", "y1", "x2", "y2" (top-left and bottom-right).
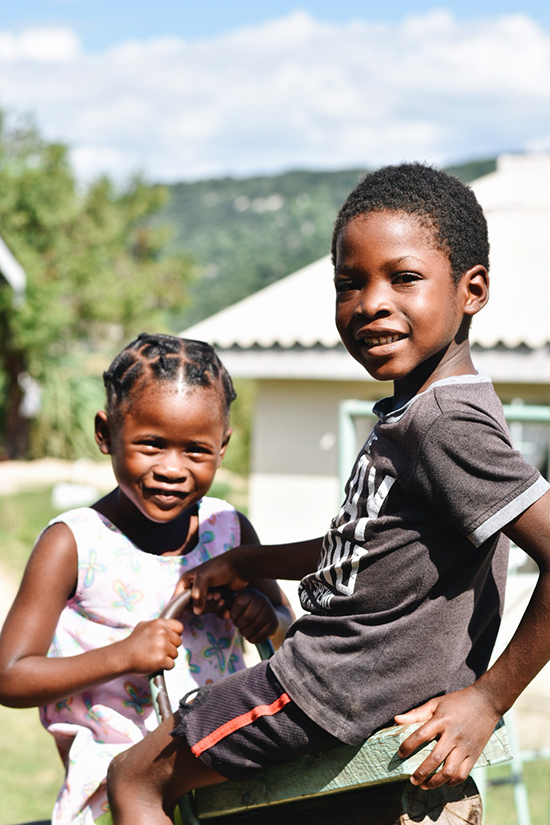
[
  {"x1": 249, "y1": 377, "x2": 390, "y2": 544},
  {"x1": 249, "y1": 376, "x2": 550, "y2": 546}
]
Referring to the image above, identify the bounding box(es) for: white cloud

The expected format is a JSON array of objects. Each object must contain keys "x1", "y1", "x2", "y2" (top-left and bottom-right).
[
  {"x1": 1, "y1": 10, "x2": 550, "y2": 182},
  {"x1": 0, "y1": 27, "x2": 80, "y2": 62}
]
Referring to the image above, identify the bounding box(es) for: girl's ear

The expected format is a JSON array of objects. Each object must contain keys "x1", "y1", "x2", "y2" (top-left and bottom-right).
[
  {"x1": 462, "y1": 265, "x2": 490, "y2": 317},
  {"x1": 218, "y1": 428, "x2": 233, "y2": 464},
  {"x1": 95, "y1": 411, "x2": 112, "y2": 455}
]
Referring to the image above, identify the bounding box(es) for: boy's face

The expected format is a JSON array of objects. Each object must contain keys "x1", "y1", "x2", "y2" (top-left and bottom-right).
[
  {"x1": 96, "y1": 383, "x2": 230, "y2": 524},
  {"x1": 334, "y1": 211, "x2": 484, "y2": 395}
]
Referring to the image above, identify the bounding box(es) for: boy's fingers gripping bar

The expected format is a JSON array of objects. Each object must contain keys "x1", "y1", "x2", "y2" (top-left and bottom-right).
[{"x1": 149, "y1": 589, "x2": 274, "y2": 723}]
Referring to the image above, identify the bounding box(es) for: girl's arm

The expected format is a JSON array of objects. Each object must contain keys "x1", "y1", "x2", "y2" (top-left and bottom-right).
[{"x1": 0, "y1": 523, "x2": 182, "y2": 709}]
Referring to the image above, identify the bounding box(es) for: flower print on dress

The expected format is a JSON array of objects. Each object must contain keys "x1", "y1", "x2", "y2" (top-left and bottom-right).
[
  {"x1": 227, "y1": 653, "x2": 240, "y2": 675},
  {"x1": 111, "y1": 580, "x2": 144, "y2": 612},
  {"x1": 182, "y1": 648, "x2": 201, "y2": 675},
  {"x1": 56, "y1": 696, "x2": 74, "y2": 714},
  {"x1": 188, "y1": 614, "x2": 204, "y2": 637},
  {"x1": 122, "y1": 681, "x2": 152, "y2": 716},
  {"x1": 195, "y1": 530, "x2": 215, "y2": 562},
  {"x1": 82, "y1": 693, "x2": 111, "y2": 736},
  {"x1": 79, "y1": 548, "x2": 108, "y2": 588},
  {"x1": 202, "y1": 631, "x2": 230, "y2": 672},
  {"x1": 114, "y1": 544, "x2": 141, "y2": 574}
]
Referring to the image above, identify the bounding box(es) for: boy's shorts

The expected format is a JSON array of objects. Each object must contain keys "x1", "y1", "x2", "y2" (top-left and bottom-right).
[{"x1": 171, "y1": 660, "x2": 342, "y2": 781}]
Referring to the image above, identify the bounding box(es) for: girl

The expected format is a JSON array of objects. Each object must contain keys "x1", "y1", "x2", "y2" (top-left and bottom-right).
[{"x1": 0, "y1": 333, "x2": 292, "y2": 825}]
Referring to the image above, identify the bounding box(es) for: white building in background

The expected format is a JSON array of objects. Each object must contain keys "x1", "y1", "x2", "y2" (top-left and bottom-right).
[{"x1": 183, "y1": 152, "x2": 550, "y2": 545}]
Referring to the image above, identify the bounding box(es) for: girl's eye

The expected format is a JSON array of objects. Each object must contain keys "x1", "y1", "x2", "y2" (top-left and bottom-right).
[{"x1": 139, "y1": 440, "x2": 162, "y2": 450}]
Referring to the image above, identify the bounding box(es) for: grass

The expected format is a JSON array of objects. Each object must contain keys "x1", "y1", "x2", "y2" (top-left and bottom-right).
[
  {"x1": 0, "y1": 489, "x2": 64, "y2": 823},
  {"x1": 2, "y1": 486, "x2": 550, "y2": 824}
]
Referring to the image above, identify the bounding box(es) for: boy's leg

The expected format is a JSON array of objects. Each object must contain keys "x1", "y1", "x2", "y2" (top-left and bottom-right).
[{"x1": 107, "y1": 712, "x2": 226, "y2": 825}]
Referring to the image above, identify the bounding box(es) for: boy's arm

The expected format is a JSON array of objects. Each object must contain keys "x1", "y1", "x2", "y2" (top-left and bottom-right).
[
  {"x1": 237, "y1": 513, "x2": 295, "y2": 647},
  {"x1": 396, "y1": 488, "x2": 550, "y2": 789},
  {"x1": 180, "y1": 531, "x2": 323, "y2": 614}
]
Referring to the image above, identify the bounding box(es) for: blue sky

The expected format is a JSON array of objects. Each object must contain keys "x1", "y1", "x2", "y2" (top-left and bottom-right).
[
  {"x1": 2, "y1": 2, "x2": 550, "y2": 182},
  {"x1": 6, "y1": 1, "x2": 550, "y2": 47}
]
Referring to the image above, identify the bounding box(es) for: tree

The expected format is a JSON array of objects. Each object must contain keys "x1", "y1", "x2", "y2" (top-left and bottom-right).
[{"x1": 0, "y1": 113, "x2": 193, "y2": 459}]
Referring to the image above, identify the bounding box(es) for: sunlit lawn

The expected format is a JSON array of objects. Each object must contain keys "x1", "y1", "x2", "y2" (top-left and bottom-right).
[{"x1": 1, "y1": 487, "x2": 550, "y2": 824}]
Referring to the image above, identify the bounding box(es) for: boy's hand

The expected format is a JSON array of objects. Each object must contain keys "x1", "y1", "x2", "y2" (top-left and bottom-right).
[
  {"x1": 119, "y1": 618, "x2": 183, "y2": 674},
  {"x1": 177, "y1": 551, "x2": 249, "y2": 614},
  {"x1": 394, "y1": 683, "x2": 501, "y2": 789},
  {"x1": 219, "y1": 588, "x2": 278, "y2": 644}
]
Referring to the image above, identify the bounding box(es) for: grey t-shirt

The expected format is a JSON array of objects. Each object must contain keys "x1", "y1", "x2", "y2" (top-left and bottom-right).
[{"x1": 270, "y1": 373, "x2": 549, "y2": 744}]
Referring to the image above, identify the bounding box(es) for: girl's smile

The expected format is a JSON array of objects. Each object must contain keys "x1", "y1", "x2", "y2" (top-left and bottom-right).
[
  {"x1": 334, "y1": 211, "x2": 488, "y2": 402},
  {"x1": 96, "y1": 383, "x2": 230, "y2": 543}
]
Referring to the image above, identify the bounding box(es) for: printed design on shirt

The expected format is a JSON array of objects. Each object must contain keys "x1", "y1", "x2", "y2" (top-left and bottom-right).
[
  {"x1": 202, "y1": 631, "x2": 230, "y2": 671},
  {"x1": 305, "y1": 444, "x2": 396, "y2": 609},
  {"x1": 122, "y1": 681, "x2": 152, "y2": 716},
  {"x1": 80, "y1": 549, "x2": 108, "y2": 588},
  {"x1": 111, "y1": 580, "x2": 144, "y2": 612}
]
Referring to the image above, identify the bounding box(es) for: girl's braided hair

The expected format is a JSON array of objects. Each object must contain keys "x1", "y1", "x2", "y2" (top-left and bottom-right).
[{"x1": 103, "y1": 333, "x2": 236, "y2": 423}]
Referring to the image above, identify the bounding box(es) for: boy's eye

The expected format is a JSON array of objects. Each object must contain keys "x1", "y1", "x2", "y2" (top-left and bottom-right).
[
  {"x1": 393, "y1": 272, "x2": 420, "y2": 284},
  {"x1": 334, "y1": 278, "x2": 358, "y2": 294}
]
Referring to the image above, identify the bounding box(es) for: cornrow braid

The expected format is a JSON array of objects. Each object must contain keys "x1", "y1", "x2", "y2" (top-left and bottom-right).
[{"x1": 103, "y1": 333, "x2": 236, "y2": 422}]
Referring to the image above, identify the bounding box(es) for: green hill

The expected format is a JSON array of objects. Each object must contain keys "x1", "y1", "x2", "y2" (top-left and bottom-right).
[{"x1": 158, "y1": 159, "x2": 496, "y2": 329}]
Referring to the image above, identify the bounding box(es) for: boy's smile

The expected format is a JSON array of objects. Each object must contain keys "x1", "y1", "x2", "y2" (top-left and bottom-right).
[{"x1": 334, "y1": 211, "x2": 488, "y2": 402}]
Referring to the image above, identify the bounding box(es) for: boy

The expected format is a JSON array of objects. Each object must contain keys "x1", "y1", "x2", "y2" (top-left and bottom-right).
[{"x1": 107, "y1": 164, "x2": 550, "y2": 824}]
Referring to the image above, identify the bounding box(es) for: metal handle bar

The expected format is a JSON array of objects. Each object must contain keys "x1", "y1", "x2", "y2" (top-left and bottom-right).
[{"x1": 150, "y1": 588, "x2": 274, "y2": 723}]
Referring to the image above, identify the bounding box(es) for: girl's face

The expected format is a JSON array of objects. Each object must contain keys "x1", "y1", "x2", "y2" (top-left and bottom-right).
[{"x1": 96, "y1": 382, "x2": 230, "y2": 524}]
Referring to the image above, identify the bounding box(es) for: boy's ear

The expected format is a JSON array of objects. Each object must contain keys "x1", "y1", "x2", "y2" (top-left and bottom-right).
[
  {"x1": 218, "y1": 428, "x2": 233, "y2": 464},
  {"x1": 461, "y1": 265, "x2": 490, "y2": 317},
  {"x1": 95, "y1": 411, "x2": 112, "y2": 455}
]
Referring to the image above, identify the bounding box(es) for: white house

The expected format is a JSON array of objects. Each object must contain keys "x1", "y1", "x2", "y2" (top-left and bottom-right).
[
  {"x1": 183, "y1": 153, "x2": 550, "y2": 545},
  {"x1": 0, "y1": 235, "x2": 26, "y2": 299}
]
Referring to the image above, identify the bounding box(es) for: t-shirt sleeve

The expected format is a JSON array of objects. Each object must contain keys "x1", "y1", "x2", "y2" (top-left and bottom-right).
[{"x1": 408, "y1": 410, "x2": 549, "y2": 547}]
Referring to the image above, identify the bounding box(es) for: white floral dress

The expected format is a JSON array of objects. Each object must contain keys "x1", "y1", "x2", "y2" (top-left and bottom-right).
[{"x1": 39, "y1": 497, "x2": 245, "y2": 824}]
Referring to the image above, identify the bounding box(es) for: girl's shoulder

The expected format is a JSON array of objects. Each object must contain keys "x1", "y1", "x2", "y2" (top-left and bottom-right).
[
  {"x1": 43, "y1": 507, "x2": 128, "y2": 551},
  {"x1": 197, "y1": 496, "x2": 241, "y2": 547}
]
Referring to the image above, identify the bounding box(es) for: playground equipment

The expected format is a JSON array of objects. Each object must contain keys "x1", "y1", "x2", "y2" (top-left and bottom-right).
[{"x1": 151, "y1": 590, "x2": 512, "y2": 825}]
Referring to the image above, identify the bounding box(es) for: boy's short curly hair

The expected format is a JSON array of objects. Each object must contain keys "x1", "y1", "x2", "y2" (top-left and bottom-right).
[
  {"x1": 332, "y1": 163, "x2": 489, "y2": 283},
  {"x1": 103, "y1": 333, "x2": 236, "y2": 424}
]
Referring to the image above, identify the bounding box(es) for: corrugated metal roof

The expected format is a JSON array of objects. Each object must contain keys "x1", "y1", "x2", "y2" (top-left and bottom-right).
[{"x1": 183, "y1": 153, "x2": 550, "y2": 351}]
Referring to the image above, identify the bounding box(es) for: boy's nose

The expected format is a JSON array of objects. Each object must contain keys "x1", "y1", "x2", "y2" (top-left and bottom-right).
[{"x1": 355, "y1": 284, "x2": 392, "y2": 319}]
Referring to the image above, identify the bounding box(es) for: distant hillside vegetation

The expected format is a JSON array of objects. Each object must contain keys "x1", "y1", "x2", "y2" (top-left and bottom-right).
[{"x1": 157, "y1": 159, "x2": 496, "y2": 329}]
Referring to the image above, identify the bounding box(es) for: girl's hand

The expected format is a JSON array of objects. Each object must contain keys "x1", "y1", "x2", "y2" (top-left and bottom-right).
[
  {"x1": 394, "y1": 684, "x2": 501, "y2": 789},
  {"x1": 219, "y1": 588, "x2": 278, "y2": 644},
  {"x1": 119, "y1": 618, "x2": 183, "y2": 674}
]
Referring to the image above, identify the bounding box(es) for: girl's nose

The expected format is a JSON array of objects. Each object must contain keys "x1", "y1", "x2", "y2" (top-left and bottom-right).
[{"x1": 153, "y1": 454, "x2": 187, "y2": 482}]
